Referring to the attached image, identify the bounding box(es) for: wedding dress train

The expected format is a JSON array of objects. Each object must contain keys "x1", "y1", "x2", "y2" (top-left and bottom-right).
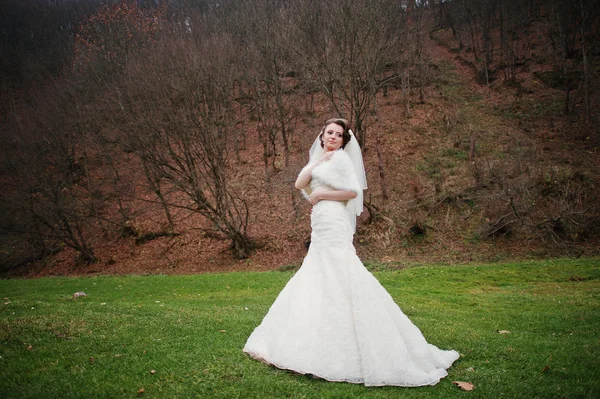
[{"x1": 243, "y1": 172, "x2": 459, "y2": 387}]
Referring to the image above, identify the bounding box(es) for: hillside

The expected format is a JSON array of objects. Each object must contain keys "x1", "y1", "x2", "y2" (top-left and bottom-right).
[{"x1": 1, "y1": 3, "x2": 599, "y2": 277}]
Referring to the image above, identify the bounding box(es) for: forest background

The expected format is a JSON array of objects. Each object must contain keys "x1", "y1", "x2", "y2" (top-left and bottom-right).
[{"x1": 1, "y1": 0, "x2": 599, "y2": 277}]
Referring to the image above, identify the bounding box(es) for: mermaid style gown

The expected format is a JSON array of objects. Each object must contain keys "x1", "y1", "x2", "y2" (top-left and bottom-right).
[{"x1": 243, "y1": 174, "x2": 459, "y2": 387}]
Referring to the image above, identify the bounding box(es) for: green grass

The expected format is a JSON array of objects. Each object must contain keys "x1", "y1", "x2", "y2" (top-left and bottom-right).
[{"x1": 1, "y1": 258, "x2": 599, "y2": 398}]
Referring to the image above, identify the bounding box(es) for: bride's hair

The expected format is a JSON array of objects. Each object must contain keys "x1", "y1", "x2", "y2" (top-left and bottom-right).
[{"x1": 319, "y1": 118, "x2": 352, "y2": 149}]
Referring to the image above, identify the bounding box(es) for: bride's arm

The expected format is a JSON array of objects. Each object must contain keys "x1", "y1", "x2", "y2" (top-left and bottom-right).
[
  {"x1": 309, "y1": 189, "x2": 357, "y2": 205},
  {"x1": 295, "y1": 152, "x2": 335, "y2": 190},
  {"x1": 294, "y1": 164, "x2": 315, "y2": 190}
]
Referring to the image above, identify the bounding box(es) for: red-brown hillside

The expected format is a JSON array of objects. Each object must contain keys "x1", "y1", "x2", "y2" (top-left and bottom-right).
[{"x1": 2, "y1": 15, "x2": 599, "y2": 278}]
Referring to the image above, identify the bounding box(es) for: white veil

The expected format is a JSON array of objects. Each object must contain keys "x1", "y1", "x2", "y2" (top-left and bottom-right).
[{"x1": 308, "y1": 129, "x2": 367, "y2": 231}]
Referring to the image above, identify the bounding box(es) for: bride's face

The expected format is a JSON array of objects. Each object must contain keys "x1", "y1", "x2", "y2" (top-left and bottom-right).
[{"x1": 323, "y1": 123, "x2": 344, "y2": 152}]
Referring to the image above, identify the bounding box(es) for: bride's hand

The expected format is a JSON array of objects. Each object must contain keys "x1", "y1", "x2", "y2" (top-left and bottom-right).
[
  {"x1": 309, "y1": 191, "x2": 322, "y2": 205},
  {"x1": 314, "y1": 151, "x2": 335, "y2": 166}
]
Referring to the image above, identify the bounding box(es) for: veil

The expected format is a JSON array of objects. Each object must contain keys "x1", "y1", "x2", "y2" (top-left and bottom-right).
[{"x1": 308, "y1": 129, "x2": 367, "y2": 232}]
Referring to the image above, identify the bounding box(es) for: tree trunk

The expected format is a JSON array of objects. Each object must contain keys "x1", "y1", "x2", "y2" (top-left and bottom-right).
[
  {"x1": 402, "y1": 71, "x2": 411, "y2": 118},
  {"x1": 82, "y1": 152, "x2": 108, "y2": 238},
  {"x1": 229, "y1": 230, "x2": 254, "y2": 259},
  {"x1": 141, "y1": 159, "x2": 174, "y2": 232},
  {"x1": 375, "y1": 131, "x2": 389, "y2": 200},
  {"x1": 107, "y1": 156, "x2": 131, "y2": 229},
  {"x1": 579, "y1": 0, "x2": 591, "y2": 124},
  {"x1": 469, "y1": 135, "x2": 476, "y2": 162}
]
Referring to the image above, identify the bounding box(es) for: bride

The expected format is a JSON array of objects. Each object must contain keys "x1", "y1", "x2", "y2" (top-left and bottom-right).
[{"x1": 243, "y1": 118, "x2": 459, "y2": 387}]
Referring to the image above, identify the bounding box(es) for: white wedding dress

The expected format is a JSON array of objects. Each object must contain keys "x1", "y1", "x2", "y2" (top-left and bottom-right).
[{"x1": 243, "y1": 175, "x2": 459, "y2": 387}]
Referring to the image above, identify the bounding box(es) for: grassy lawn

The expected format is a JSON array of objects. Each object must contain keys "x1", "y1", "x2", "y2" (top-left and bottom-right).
[{"x1": 1, "y1": 258, "x2": 599, "y2": 398}]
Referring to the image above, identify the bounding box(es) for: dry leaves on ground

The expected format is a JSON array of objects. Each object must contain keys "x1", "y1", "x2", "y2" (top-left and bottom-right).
[{"x1": 453, "y1": 381, "x2": 475, "y2": 391}]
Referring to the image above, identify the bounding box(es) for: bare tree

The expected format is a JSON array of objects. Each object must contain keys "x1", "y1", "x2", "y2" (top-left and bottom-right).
[
  {"x1": 577, "y1": 0, "x2": 599, "y2": 124},
  {"x1": 290, "y1": 0, "x2": 404, "y2": 149},
  {"x1": 223, "y1": 0, "x2": 299, "y2": 181},
  {"x1": 411, "y1": 1, "x2": 431, "y2": 103},
  {"x1": 545, "y1": 0, "x2": 599, "y2": 118},
  {"x1": 498, "y1": 0, "x2": 531, "y2": 83},
  {"x1": 109, "y1": 33, "x2": 254, "y2": 258},
  {"x1": 0, "y1": 83, "x2": 99, "y2": 263}
]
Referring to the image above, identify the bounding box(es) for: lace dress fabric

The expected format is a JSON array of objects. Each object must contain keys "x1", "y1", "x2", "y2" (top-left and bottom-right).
[{"x1": 243, "y1": 176, "x2": 459, "y2": 386}]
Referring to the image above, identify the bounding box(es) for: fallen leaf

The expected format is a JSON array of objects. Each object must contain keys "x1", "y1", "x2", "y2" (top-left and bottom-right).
[
  {"x1": 453, "y1": 381, "x2": 475, "y2": 391},
  {"x1": 150, "y1": 369, "x2": 156, "y2": 375},
  {"x1": 137, "y1": 388, "x2": 145, "y2": 396},
  {"x1": 497, "y1": 330, "x2": 511, "y2": 334},
  {"x1": 219, "y1": 330, "x2": 227, "y2": 333},
  {"x1": 541, "y1": 365, "x2": 550, "y2": 373},
  {"x1": 89, "y1": 357, "x2": 94, "y2": 364}
]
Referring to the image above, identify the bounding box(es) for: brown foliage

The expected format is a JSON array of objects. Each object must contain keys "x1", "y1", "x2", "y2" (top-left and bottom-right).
[{"x1": 1, "y1": 0, "x2": 599, "y2": 275}]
